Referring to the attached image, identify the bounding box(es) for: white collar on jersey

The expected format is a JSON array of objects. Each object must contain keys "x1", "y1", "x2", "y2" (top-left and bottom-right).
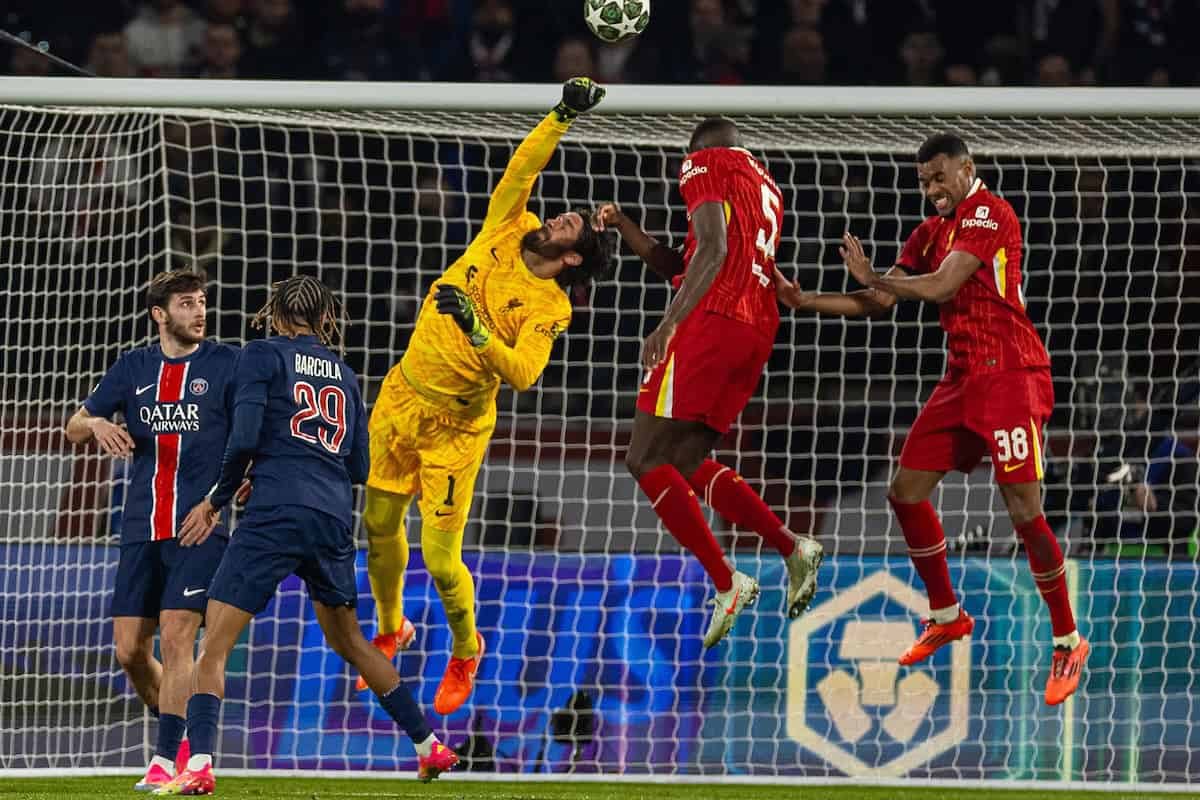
[{"x1": 965, "y1": 177, "x2": 984, "y2": 197}]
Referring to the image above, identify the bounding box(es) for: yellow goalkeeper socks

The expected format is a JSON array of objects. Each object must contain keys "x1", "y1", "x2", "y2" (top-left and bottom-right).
[
  {"x1": 365, "y1": 495, "x2": 412, "y2": 635},
  {"x1": 423, "y1": 536, "x2": 479, "y2": 660}
]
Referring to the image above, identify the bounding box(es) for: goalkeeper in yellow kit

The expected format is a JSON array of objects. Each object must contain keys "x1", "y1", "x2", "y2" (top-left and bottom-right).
[{"x1": 359, "y1": 78, "x2": 614, "y2": 715}]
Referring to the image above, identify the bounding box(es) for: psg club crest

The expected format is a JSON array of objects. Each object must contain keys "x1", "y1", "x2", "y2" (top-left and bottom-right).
[
  {"x1": 189, "y1": 378, "x2": 209, "y2": 396},
  {"x1": 787, "y1": 570, "x2": 970, "y2": 776}
]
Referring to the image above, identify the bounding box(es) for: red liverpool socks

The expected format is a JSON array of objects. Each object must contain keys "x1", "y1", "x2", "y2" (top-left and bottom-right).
[
  {"x1": 889, "y1": 497, "x2": 958, "y2": 617},
  {"x1": 639, "y1": 464, "x2": 734, "y2": 592},
  {"x1": 688, "y1": 459, "x2": 795, "y2": 557},
  {"x1": 1016, "y1": 515, "x2": 1077, "y2": 637}
]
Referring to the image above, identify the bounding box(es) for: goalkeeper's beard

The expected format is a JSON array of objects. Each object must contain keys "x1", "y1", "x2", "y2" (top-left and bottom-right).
[{"x1": 522, "y1": 226, "x2": 570, "y2": 260}]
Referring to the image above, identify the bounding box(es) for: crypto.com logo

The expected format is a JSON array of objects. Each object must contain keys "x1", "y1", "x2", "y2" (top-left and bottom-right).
[{"x1": 786, "y1": 571, "x2": 971, "y2": 776}]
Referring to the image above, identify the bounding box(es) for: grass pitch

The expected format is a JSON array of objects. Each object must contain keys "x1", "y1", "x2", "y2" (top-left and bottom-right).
[{"x1": 1, "y1": 777, "x2": 1197, "y2": 800}]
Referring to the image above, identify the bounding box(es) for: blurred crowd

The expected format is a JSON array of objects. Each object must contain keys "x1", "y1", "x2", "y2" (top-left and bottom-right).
[{"x1": 3, "y1": 0, "x2": 1199, "y2": 87}]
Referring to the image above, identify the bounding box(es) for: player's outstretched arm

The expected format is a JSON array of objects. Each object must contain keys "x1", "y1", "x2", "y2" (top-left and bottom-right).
[
  {"x1": 868, "y1": 250, "x2": 980, "y2": 303},
  {"x1": 595, "y1": 203, "x2": 684, "y2": 281},
  {"x1": 774, "y1": 266, "x2": 897, "y2": 318},
  {"x1": 483, "y1": 78, "x2": 605, "y2": 232},
  {"x1": 842, "y1": 232, "x2": 979, "y2": 304},
  {"x1": 64, "y1": 407, "x2": 135, "y2": 457}
]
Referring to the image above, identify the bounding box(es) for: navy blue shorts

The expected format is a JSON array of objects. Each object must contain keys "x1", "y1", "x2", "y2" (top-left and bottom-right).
[
  {"x1": 111, "y1": 532, "x2": 228, "y2": 618},
  {"x1": 208, "y1": 505, "x2": 357, "y2": 616}
]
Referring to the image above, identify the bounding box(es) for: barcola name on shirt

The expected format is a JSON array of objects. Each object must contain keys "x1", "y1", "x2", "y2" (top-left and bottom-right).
[{"x1": 138, "y1": 403, "x2": 201, "y2": 433}]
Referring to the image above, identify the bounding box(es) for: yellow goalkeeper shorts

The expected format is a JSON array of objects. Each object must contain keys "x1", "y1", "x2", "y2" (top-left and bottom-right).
[{"x1": 367, "y1": 365, "x2": 495, "y2": 532}]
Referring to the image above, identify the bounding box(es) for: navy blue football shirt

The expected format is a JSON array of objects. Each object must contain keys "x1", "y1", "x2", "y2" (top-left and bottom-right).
[
  {"x1": 209, "y1": 335, "x2": 368, "y2": 527},
  {"x1": 84, "y1": 339, "x2": 239, "y2": 542}
]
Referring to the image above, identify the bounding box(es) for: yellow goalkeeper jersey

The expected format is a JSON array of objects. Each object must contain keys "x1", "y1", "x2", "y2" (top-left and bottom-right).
[{"x1": 399, "y1": 112, "x2": 574, "y2": 419}]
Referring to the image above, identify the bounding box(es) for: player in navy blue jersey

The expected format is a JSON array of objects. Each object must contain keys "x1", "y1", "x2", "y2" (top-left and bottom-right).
[
  {"x1": 64, "y1": 269, "x2": 238, "y2": 791},
  {"x1": 156, "y1": 276, "x2": 456, "y2": 796}
]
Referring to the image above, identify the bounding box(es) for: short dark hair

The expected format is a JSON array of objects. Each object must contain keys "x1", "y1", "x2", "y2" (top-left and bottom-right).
[
  {"x1": 146, "y1": 269, "x2": 206, "y2": 315},
  {"x1": 916, "y1": 132, "x2": 970, "y2": 164},
  {"x1": 558, "y1": 208, "x2": 617, "y2": 289},
  {"x1": 252, "y1": 274, "x2": 344, "y2": 351},
  {"x1": 688, "y1": 116, "x2": 740, "y2": 153}
]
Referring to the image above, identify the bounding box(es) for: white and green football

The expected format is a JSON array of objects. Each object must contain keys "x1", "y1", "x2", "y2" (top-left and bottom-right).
[{"x1": 584, "y1": 0, "x2": 650, "y2": 44}]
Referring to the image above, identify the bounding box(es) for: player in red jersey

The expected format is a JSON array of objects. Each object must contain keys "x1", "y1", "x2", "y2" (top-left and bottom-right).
[
  {"x1": 599, "y1": 117, "x2": 823, "y2": 649},
  {"x1": 776, "y1": 133, "x2": 1087, "y2": 705}
]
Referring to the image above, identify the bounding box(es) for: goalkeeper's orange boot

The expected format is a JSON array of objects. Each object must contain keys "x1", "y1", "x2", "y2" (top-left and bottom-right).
[
  {"x1": 355, "y1": 617, "x2": 417, "y2": 691},
  {"x1": 417, "y1": 741, "x2": 459, "y2": 783},
  {"x1": 153, "y1": 763, "x2": 214, "y2": 796},
  {"x1": 1045, "y1": 636, "x2": 1089, "y2": 706},
  {"x1": 898, "y1": 609, "x2": 975, "y2": 665},
  {"x1": 434, "y1": 631, "x2": 485, "y2": 715}
]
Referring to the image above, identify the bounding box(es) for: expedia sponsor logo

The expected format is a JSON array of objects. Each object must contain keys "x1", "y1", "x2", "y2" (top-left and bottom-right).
[
  {"x1": 680, "y1": 163, "x2": 708, "y2": 186},
  {"x1": 961, "y1": 216, "x2": 999, "y2": 231},
  {"x1": 139, "y1": 403, "x2": 200, "y2": 433}
]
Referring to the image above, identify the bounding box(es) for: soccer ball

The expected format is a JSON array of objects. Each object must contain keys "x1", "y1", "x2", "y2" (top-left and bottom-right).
[{"x1": 584, "y1": 0, "x2": 650, "y2": 44}]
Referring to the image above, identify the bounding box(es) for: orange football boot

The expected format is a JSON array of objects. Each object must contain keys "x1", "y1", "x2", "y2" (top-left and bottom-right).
[
  {"x1": 898, "y1": 609, "x2": 975, "y2": 665},
  {"x1": 1045, "y1": 637, "x2": 1090, "y2": 706},
  {"x1": 355, "y1": 617, "x2": 416, "y2": 692},
  {"x1": 433, "y1": 632, "x2": 485, "y2": 715}
]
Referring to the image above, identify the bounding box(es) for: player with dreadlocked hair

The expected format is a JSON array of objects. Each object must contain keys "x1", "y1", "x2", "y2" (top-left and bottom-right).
[
  {"x1": 166, "y1": 277, "x2": 458, "y2": 794},
  {"x1": 250, "y1": 274, "x2": 344, "y2": 352}
]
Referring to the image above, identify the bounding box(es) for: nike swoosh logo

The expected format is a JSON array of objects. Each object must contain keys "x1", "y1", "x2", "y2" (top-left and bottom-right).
[
  {"x1": 182, "y1": 587, "x2": 206, "y2": 597},
  {"x1": 725, "y1": 588, "x2": 741, "y2": 615},
  {"x1": 490, "y1": 248, "x2": 499, "y2": 262},
  {"x1": 136, "y1": 384, "x2": 156, "y2": 395},
  {"x1": 434, "y1": 509, "x2": 453, "y2": 517},
  {"x1": 455, "y1": 397, "x2": 469, "y2": 406},
  {"x1": 1003, "y1": 461, "x2": 1026, "y2": 473}
]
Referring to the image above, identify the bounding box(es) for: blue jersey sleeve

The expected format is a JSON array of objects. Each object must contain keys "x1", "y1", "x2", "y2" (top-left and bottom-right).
[
  {"x1": 345, "y1": 384, "x2": 370, "y2": 485},
  {"x1": 209, "y1": 342, "x2": 276, "y2": 509},
  {"x1": 83, "y1": 355, "x2": 129, "y2": 418},
  {"x1": 232, "y1": 341, "x2": 275, "y2": 409},
  {"x1": 223, "y1": 347, "x2": 241, "y2": 417}
]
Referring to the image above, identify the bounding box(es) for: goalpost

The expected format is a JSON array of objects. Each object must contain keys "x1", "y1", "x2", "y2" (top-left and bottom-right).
[{"x1": 1, "y1": 78, "x2": 1198, "y2": 789}]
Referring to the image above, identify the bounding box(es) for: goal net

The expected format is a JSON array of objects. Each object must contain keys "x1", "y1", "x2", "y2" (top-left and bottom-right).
[{"x1": 1, "y1": 82, "x2": 1197, "y2": 787}]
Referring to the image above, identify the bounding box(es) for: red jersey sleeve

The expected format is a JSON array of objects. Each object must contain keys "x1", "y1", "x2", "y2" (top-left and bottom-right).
[
  {"x1": 679, "y1": 149, "x2": 727, "y2": 213},
  {"x1": 950, "y1": 197, "x2": 1010, "y2": 266},
  {"x1": 896, "y1": 217, "x2": 938, "y2": 274}
]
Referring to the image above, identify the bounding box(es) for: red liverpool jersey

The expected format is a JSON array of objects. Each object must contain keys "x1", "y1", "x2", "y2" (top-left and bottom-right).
[
  {"x1": 675, "y1": 146, "x2": 782, "y2": 337},
  {"x1": 896, "y1": 178, "x2": 1050, "y2": 374}
]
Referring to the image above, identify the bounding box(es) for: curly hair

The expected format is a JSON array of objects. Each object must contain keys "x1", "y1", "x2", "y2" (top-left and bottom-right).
[
  {"x1": 556, "y1": 207, "x2": 617, "y2": 289},
  {"x1": 251, "y1": 274, "x2": 343, "y2": 351}
]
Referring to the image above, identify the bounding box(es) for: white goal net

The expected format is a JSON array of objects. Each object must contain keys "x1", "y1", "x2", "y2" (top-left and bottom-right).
[{"x1": 1, "y1": 82, "x2": 1197, "y2": 786}]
